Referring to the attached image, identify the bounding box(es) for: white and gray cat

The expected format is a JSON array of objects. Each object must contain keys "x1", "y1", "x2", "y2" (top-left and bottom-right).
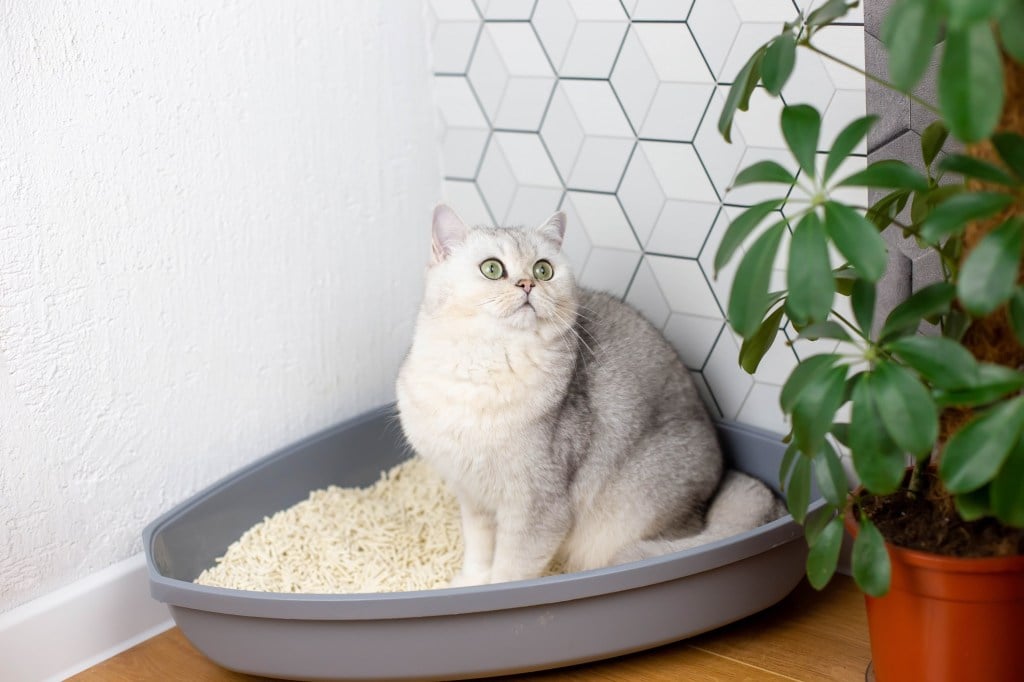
[{"x1": 396, "y1": 205, "x2": 782, "y2": 587}]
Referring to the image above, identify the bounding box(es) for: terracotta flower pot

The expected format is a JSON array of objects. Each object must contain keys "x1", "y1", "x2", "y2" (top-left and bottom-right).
[{"x1": 844, "y1": 510, "x2": 1024, "y2": 682}]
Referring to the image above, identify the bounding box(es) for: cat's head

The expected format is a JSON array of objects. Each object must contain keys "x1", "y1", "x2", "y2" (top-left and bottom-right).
[{"x1": 422, "y1": 204, "x2": 577, "y2": 334}]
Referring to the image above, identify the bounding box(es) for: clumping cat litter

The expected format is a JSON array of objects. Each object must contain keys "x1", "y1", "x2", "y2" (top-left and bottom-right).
[
  {"x1": 194, "y1": 457, "x2": 465, "y2": 594},
  {"x1": 144, "y1": 407, "x2": 820, "y2": 681}
]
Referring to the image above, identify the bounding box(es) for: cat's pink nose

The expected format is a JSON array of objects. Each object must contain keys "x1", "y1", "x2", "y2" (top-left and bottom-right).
[{"x1": 516, "y1": 279, "x2": 534, "y2": 294}]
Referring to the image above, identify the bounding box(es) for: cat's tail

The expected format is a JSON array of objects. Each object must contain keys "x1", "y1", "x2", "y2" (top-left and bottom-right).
[{"x1": 614, "y1": 470, "x2": 788, "y2": 563}]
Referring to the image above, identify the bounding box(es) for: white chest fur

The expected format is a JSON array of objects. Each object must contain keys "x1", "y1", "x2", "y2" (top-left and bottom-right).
[{"x1": 396, "y1": 317, "x2": 571, "y2": 504}]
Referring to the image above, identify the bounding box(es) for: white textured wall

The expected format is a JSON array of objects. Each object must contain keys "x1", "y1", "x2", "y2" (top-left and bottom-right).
[{"x1": 0, "y1": 1, "x2": 440, "y2": 613}]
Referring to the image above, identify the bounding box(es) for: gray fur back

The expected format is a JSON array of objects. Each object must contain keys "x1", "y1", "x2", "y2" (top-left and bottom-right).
[{"x1": 548, "y1": 290, "x2": 723, "y2": 561}]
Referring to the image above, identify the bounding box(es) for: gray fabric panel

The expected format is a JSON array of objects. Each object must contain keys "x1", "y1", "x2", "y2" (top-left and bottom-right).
[
  {"x1": 863, "y1": 0, "x2": 954, "y2": 336},
  {"x1": 864, "y1": 0, "x2": 885, "y2": 39},
  {"x1": 865, "y1": 33, "x2": 910, "y2": 153}
]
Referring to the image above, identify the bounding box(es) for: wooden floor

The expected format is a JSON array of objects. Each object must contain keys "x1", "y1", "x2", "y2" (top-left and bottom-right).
[{"x1": 72, "y1": 577, "x2": 870, "y2": 681}]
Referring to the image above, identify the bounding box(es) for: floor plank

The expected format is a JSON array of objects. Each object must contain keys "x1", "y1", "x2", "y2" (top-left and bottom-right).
[
  {"x1": 496, "y1": 643, "x2": 798, "y2": 681},
  {"x1": 71, "y1": 577, "x2": 870, "y2": 681},
  {"x1": 689, "y1": 578, "x2": 869, "y2": 682}
]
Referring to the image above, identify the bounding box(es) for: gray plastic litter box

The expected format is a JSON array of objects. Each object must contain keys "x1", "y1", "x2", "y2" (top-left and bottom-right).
[{"x1": 143, "y1": 405, "x2": 822, "y2": 681}]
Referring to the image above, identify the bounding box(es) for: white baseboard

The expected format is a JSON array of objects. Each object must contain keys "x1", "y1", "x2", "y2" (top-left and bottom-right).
[{"x1": 0, "y1": 552, "x2": 173, "y2": 681}]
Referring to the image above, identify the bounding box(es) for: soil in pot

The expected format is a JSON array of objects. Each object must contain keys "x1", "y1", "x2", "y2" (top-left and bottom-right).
[{"x1": 858, "y1": 470, "x2": 1024, "y2": 557}]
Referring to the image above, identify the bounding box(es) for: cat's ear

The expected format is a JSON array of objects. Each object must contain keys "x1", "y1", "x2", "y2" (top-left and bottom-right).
[
  {"x1": 535, "y1": 211, "x2": 567, "y2": 249},
  {"x1": 432, "y1": 204, "x2": 469, "y2": 263}
]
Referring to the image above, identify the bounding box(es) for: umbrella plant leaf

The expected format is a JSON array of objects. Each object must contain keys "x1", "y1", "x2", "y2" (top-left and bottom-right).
[
  {"x1": 806, "y1": 516, "x2": 844, "y2": 590},
  {"x1": 813, "y1": 440, "x2": 849, "y2": 507},
  {"x1": 714, "y1": 200, "x2": 785, "y2": 274},
  {"x1": 944, "y1": 0, "x2": 1011, "y2": 28},
  {"x1": 1001, "y1": 1, "x2": 1024, "y2": 64},
  {"x1": 762, "y1": 33, "x2": 796, "y2": 95},
  {"x1": 823, "y1": 201, "x2": 887, "y2": 281},
  {"x1": 781, "y1": 354, "x2": 843, "y2": 413},
  {"x1": 935, "y1": 364, "x2": 1024, "y2": 408},
  {"x1": 739, "y1": 306, "x2": 786, "y2": 374},
  {"x1": 872, "y1": 361, "x2": 938, "y2": 459},
  {"x1": 936, "y1": 154, "x2": 1018, "y2": 187},
  {"x1": 728, "y1": 222, "x2": 786, "y2": 337},
  {"x1": 787, "y1": 212, "x2": 834, "y2": 325},
  {"x1": 866, "y1": 189, "x2": 911, "y2": 231},
  {"x1": 1008, "y1": 286, "x2": 1024, "y2": 345},
  {"x1": 782, "y1": 104, "x2": 821, "y2": 179},
  {"x1": 796, "y1": 321, "x2": 852, "y2": 342},
  {"x1": 807, "y1": 0, "x2": 856, "y2": 26},
  {"x1": 990, "y1": 438, "x2": 1024, "y2": 526},
  {"x1": 920, "y1": 120, "x2": 949, "y2": 167},
  {"x1": 825, "y1": 115, "x2": 877, "y2": 182},
  {"x1": 958, "y1": 217, "x2": 1024, "y2": 316},
  {"x1": 881, "y1": 0, "x2": 941, "y2": 92},
  {"x1": 919, "y1": 192, "x2": 1013, "y2": 244},
  {"x1": 851, "y1": 278, "x2": 876, "y2": 339},
  {"x1": 804, "y1": 504, "x2": 838, "y2": 546},
  {"x1": 939, "y1": 23, "x2": 1004, "y2": 142},
  {"x1": 732, "y1": 160, "x2": 797, "y2": 188},
  {"x1": 837, "y1": 160, "x2": 929, "y2": 191},
  {"x1": 879, "y1": 282, "x2": 955, "y2": 341},
  {"x1": 850, "y1": 376, "x2": 906, "y2": 494},
  {"x1": 780, "y1": 441, "x2": 800, "y2": 491},
  {"x1": 940, "y1": 396, "x2": 1024, "y2": 494},
  {"x1": 786, "y1": 455, "x2": 812, "y2": 524},
  {"x1": 992, "y1": 132, "x2": 1024, "y2": 178},
  {"x1": 955, "y1": 485, "x2": 993, "y2": 521},
  {"x1": 852, "y1": 516, "x2": 891, "y2": 597},
  {"x1": 830, "y1": 422, "x2": 851, "y2": 447},
  {"x1": 886, "y1": 335, "x2": 980, "y2": 390},
  {"x1": 792, "y1": 365, "x2": 848, "y2": 457},
  {"x1": 719, "y1": 47, "x2": 767, "y2": 144}
]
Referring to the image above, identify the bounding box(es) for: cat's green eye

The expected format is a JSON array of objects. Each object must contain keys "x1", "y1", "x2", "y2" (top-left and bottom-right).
[
  {"x1": 480, "y1": 258, "x2": 505, "y2": 280},
  {"x1": 533, "y1": 260, "x2": 554, "y2": 281}
]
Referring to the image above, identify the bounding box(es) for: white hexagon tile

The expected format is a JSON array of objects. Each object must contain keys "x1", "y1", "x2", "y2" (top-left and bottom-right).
[
  {"x1": 431, "y1": 0, "x2": 867, "y2": 433},
  {"x1": 541, "y1": 80, "x2": 635, "y2": 192},
  {"x1": 477, "y1": 131, "x2": 564, "y2": 227},
  {"x1": 468, "y1": 22, "x2": 556, "y2": 131},
  {"x1": 533, "y1": 0, "x2": 628, "y2": 79},
  {"x1": 434, "y1": 76, "x2": 491, "y2": 179},
  {"x1": 426, "y1": 0, "x2": 483, "y2": 74},
  {"x1": 611, "y1": 23, "x2": 715, "y2": 142},
  {"x1": 559, "y1": 191, "x2": 641, "y2": 298}
]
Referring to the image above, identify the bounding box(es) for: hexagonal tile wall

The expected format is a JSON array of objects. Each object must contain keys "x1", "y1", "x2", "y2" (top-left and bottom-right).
[
  {"x1": 533, "y1": 0, "x2": 628, "y2": 78},
  {"x1": 468, "y1": 22, "x2": 556, "y2": 131},
  {"x1": 434, "y1": 76, "x2": 492, "y2": 179},
  {"x1": 427, "y1": 0, "x2": 483, "y2": 74},
  {"x1": 610, "y1": 23, "x2": 715, "y2": 142},
  {"x1": 432, "y1": 0, "x2": 867, "y2": 429},
  {"x1": 541, "y1": 80, "x2": 635, "y2": 192}
]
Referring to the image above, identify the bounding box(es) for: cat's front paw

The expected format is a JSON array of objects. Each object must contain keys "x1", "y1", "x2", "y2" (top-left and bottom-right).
[{"x1": 448, "y1": 570, "x2": 489, "y2": 588}]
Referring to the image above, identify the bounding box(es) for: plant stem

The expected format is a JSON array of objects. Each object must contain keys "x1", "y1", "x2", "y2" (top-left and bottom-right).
[
  {"x1": 908, "y1": 459, "x2": 927, "y2": 497},
  {"x1": 830, "y1": 309, "x2": 870, "y2": 342},
  {"x1": 850, "y1": 206, "x2": 916, "y2": 233},
  {"x1": 802, "y1": 43, "x2": 942, "y2": 116}
]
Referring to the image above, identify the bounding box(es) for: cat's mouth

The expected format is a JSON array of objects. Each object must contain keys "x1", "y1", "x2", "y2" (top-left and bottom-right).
[{"x1": 509, "y1": 299, "x2": 537, "y2": 320}]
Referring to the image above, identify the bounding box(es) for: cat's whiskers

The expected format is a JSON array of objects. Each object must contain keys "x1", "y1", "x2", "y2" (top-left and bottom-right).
[
  {"x1": 552, "y1": 301, "x2": 601, "y2": 350},
  {"x1": 547, "y1": 306, "x2": 597, "y2": 360}
]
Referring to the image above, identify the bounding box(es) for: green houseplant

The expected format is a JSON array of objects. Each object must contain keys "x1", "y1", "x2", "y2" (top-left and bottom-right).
[{"x1": 715, "y1": 1, "x2": 1024, "y2": 679}]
